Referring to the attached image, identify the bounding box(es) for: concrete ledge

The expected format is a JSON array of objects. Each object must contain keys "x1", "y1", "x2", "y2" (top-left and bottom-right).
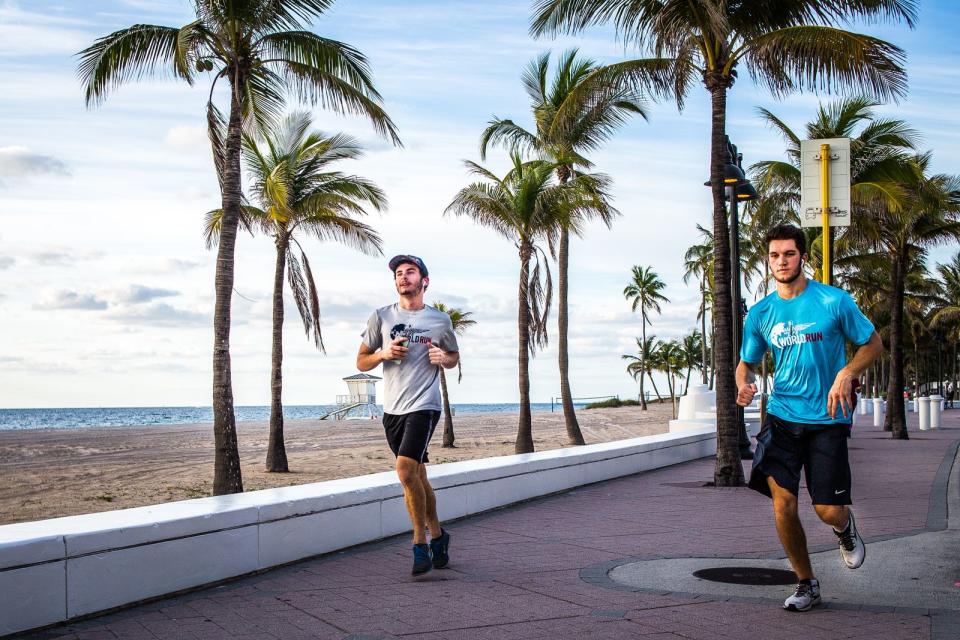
[{"x1": 0, "y1": 426, "x2": 715, "y2": 636}]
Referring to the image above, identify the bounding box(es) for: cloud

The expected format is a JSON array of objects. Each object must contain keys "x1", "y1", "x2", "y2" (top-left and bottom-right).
[
  {"x1": 0, "y1": 7, "x2": 90, "y2": 56},
  {"x1": 0, "y1": 146, "x2": 69, "y2": 182},
  {"x1": 109, "y1": 284, "x2": 179, "y2": 304},
  {"x1": 0, "y1": 257, "x2": 14, "y2": 270},
  {"x1": 26, "y1": 250, "x2": 103, "y2": 266},
  {"x1": 163, "y1": 125, "x2": 209, "y2": 152},
  {"x1": 34, "y1": 290, "x2": 108, "y2": 310},
  {"x1": 106, "y1": 302, "x2": 209, "y2": 327}
]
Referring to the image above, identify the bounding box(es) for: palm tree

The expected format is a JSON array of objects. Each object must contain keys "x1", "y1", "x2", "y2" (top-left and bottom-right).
[
  {"x1": 432, "y1": 302, "x2": 477, "y2": 448},
  {"x1": 847, "y1": 154, "x2": 960, "y2": 438},
  {"x1": 683, "y1": 225, "x2": 714, "y2": 385},
  {"x1": 205, "y1": 112, "x2": 385, "y2": 471},
  {"x1": 661, "y1": 339, "x2": 686, "y2": 418},
  {"x1": 78, "y1": 0, "x2": 401, "y2": 494},
  {"x1": 622, "y1": 334, "x2": 662, "y2": 404},
  {"x1": 447, "y1": 153, "x2": 613, "y2": 453},
  {"x1": 931, "y1": 252, "x2": 960, "y2": 404},
  {"x1": 479, "y1": 50, "x2": 635, "y2": 446},
  {"x1": 680, "y1": 330, "x2": 704, "y2": 391},
  {"x1": 532, "y1": 0, "x2": 915, "y2": 486},
  {"x1": 623, "y1": 265, "x2": 669, "y2": 410}
]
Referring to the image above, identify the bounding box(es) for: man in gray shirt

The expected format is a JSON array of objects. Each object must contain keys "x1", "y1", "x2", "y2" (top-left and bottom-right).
[{"x1": 357, "y1": 255, "x2": 460, "y2": 575}]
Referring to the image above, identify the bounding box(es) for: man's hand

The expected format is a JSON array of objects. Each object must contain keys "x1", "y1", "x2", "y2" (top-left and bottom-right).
[
  {"x1": 428, "y1": 342, "x2": 447, "y2": 367},
  {"x1": 380, "y1": 336, "x2": 409, "y2": 362},
  {"x1": 828, "y1": 372, "x2": 855, "y2": 419},
  {"x1": 737, "y1": 383, "x2": 758, "y2": 407}
]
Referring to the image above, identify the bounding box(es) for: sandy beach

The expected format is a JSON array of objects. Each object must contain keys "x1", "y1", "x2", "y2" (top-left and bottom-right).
[{"x1": 0, "y1": 404, "x2": 673, "y2": 525}]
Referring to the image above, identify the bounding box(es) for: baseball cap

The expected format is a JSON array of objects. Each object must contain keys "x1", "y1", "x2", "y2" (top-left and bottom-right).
[{"x1": 388, "y1": 254, "x2": 428, "y2": 277}]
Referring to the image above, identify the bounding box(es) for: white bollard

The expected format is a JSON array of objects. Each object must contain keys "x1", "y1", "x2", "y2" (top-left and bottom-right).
[
  {"x1": 918, "y1": 396, "x2": 930, "y2": 431},
  {"x1": 930, "y1": 395, "x2": 943, "y2": 429},
  {"x1": 858, "y1": 395, "x2": 868, "y2": 415},
  {"x1": 873, "y1": 397, "x2": 884, "y2": 427},
  {"x1": 911, "y1": 398, "x2": 917, "y2": 413}
]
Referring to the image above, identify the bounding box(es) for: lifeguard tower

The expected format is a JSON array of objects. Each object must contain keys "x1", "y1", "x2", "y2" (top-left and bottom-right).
[{"x1": 320, "y1": 373, "x2": 382, "y2": 420}]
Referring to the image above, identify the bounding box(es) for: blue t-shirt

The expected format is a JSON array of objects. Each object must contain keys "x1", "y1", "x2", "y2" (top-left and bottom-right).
[{"x1": 740, "y1": 279, "x2": 875, "y2": 425}]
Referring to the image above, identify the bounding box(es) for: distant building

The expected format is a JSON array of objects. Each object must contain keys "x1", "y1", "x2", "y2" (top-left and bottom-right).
[{"x1": 320, "y1": 373, "x2": 382, "y2": 420}]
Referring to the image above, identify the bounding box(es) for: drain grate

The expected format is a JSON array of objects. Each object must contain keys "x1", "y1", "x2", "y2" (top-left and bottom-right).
[{"x1": 693, "y1": 566, "x2": 796, "y2": 585}]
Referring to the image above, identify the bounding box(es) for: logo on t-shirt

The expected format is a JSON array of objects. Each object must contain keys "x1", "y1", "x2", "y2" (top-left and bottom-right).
[
  {"x1": 389, "y1": 323, "x2": 432, "y2": 344},
  {"x1": 770, "y1": 321, "x2": 822, "y2": 348}
]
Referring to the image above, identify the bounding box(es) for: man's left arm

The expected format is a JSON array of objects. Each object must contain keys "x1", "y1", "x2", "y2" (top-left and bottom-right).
[
  {"x1": 428, "y1": 343, "x2": 459, "y2": 369},
  {"x1": 428, "y1": 318, "x2": 460, "y2": 369},
  {"x1": 828, "y1": 331, "x2": 883, "y2": 419}
]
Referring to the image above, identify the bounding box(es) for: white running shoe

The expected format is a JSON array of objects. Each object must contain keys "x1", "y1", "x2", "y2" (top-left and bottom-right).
[
  {"x1": 835, "y1": 509, "x2": 866, "y2": 569},
  {"x1": 783, "y1": 579, "x2": 821, "y2": 612}
]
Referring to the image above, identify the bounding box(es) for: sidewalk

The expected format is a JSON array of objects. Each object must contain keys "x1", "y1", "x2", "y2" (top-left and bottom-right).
[{"x1": 19, "y1": 411, "x2": 960, "y2": 640}]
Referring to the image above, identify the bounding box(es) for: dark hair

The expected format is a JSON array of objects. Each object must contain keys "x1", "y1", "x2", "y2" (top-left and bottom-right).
[{"x1": 764, "y1": 224, "x2": 807, "y2": 255}]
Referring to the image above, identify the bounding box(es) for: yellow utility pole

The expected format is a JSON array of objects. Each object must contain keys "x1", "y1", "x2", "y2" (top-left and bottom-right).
[{"x1": 820, "y1": 143, "x2": 831, "y2": 285}]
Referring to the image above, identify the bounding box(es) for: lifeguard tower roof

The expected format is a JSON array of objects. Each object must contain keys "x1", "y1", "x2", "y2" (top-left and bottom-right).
[{"x1": 342, "y1": 373, "x2": 382, "y2": 381}]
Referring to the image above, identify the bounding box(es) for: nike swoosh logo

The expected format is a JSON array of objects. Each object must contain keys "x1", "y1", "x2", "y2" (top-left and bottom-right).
[{"x1": 834, "y1": 490, "x2": 846, "y2": 495}]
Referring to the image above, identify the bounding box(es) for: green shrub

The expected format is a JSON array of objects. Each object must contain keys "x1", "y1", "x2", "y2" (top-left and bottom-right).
[{"x1": 584, "y1": 398, "x2": 639, "y2": 409}]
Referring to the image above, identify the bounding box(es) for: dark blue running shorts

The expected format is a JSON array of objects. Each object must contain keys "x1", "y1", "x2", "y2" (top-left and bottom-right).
[
  {"x1": 748, "y1": 413, "x2": 853, "y2": 505},
  {"x1": 382, "y1": 410, "x2": 440, "y2": 463}
]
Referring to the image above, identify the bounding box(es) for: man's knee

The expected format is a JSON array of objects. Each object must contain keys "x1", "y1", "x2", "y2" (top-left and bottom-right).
[
  {"x1": 813, "y1": 503, "x2": 846, "y2": 525},
  {"x1": 769, "y1": 478, "x2": 798, "y2": 517},
  {"x1": 396, "y1": 457, "x2": 422, "y2": 487}
]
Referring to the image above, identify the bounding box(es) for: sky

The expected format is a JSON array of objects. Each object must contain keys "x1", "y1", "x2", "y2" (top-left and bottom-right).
[{"x1": 1, "y1": 0, "x2": 958, "y2": 409}]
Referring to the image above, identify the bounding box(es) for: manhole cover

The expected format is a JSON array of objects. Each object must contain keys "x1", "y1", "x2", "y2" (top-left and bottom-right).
[
  {"x1": 661, "y1": 481, "x2": 710, "y2": 488},
  {"x1": 693, "y1": 567, "x2": 796, "y2": 585}
]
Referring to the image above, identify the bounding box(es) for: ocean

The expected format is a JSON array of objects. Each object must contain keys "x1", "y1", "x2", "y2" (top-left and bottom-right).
[{"x1": 0, "y1": 403, "x2": 582, "y2": 431}]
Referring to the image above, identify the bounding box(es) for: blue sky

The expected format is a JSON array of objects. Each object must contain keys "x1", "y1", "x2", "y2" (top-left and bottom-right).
[{"x1": 1, "y1": 0, "x2": 958, "y2": 408}]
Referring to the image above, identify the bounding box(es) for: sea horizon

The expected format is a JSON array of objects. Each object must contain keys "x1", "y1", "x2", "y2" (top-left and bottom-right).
[{"x1": 0, "y1": 402, "x2": 592, "y2": 432}]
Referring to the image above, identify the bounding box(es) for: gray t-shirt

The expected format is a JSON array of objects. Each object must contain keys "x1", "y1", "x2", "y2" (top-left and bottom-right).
[{"x1": 361, "y1": 304, "x2": 459, "y2": 415}]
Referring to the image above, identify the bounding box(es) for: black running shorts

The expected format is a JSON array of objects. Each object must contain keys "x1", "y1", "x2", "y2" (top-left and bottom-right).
[
  {"x1": 382, "y1": 410, "x2": 441, "y2": 463},
  {"x1": 748, "y1": 413, "x2": 852, "y2": 505}
]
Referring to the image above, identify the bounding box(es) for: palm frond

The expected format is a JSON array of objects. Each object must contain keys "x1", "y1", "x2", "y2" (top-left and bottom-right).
[
  {"x1": 77, "y1": 24, "x2": 192, "y2": 105},
  {"x1": 746, "y1": 26, "x2": 908, "y2": 101}
]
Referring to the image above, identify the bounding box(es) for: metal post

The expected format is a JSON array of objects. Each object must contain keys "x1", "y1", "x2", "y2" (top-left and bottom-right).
[{"x1": 820, "y1": 143, "x2": 831, "y2": 285}]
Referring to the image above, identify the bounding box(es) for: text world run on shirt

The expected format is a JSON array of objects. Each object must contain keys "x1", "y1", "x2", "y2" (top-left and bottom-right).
[{"x1": 769, "y1": 321, "x2": 824, "y2": 349}]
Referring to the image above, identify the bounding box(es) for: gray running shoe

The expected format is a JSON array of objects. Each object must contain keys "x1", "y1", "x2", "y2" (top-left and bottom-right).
[
  {"x1": 835, "y1": 510, "x2": 866, "y2": 569},
  {"x1": 783, "y1": 579, "x2": 821, "y2": 612}
]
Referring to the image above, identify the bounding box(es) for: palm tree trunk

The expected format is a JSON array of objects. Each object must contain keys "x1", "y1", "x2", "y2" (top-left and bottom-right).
[
  {"x1": 212, "y1": 84, "x2": 245, "y2": 495},
  {"x1": 646, "y1": 369, "x2": 662, "y2": 402},
  {"x1": 266, "y1": 237, "x2": 289, "y2": 472},
  {"x1": 707, "y1": 80, "x2": 743, "y2": 486},
  {"x1": 440, "y1": 368, "x2": 456, "y2": 447},
  {"x1": 557, "y1": 227, "x2": 585, "y2": 445},
  {"x1": 886, "y1": 251, "x2": 908, "y2": 439},
  {"x1": 700, "y1": 285, "x2": 708, "y2": 385},
  {"x1": 516, "y1": 241, "x2": 534, "y2": 454},
  {"x1": 639, "y1": 315, "x2": 648, "y2": 409},
  {"x1": 709, "y1": 311, "x2": 716, "y2": 390},
  {"x1": 670, "y1": 373, "x2": 678, "y2": 418}
]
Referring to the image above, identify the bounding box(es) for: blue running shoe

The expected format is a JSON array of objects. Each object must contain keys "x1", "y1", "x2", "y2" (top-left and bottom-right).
[
  {"x1": 430, "y1": 529, "x2": 450, "y2": 569},
  {"x1": 412, "y1": 543, "x2": 432, "y2": 575}
]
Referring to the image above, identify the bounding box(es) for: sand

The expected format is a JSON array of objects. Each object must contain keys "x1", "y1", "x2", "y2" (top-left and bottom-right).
[{"x1": 0, "y1": 404, "x2": 674, "y2": 525}]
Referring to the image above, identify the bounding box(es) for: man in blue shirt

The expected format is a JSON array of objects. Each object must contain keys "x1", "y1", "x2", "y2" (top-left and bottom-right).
[{"x1": 737, "y1": 224, "x2": 883, "y2": 612}]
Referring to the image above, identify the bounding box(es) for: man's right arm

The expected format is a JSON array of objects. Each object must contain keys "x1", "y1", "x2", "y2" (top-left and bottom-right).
[
  {"x1": 736, "y1": 360, "x2": 760, "y2": 407},
  {"x1": 356, "y1": 344, "x2": 382, "y2": 372},
  {"x1": 357, "y1": 338, "x2": 407, "y2": 371}
]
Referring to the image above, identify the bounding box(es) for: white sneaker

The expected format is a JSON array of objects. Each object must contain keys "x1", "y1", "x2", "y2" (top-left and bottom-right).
[
  {"x1": 835, "y1": 510, "x2": 866, "y2": 569},
  {"x1": 783, "y1": 579, "x2": 821, "y2": 612}
]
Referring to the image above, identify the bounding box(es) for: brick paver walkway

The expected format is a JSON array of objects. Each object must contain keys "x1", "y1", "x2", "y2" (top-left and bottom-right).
[{"x1": 18, "y1": 411, "x2": 960, "y2": 640}]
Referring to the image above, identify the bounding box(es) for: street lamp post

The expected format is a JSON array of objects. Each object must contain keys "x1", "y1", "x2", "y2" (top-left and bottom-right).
[{"x1": 707, "y1": 136, "x2": 758, "y2": 459}]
